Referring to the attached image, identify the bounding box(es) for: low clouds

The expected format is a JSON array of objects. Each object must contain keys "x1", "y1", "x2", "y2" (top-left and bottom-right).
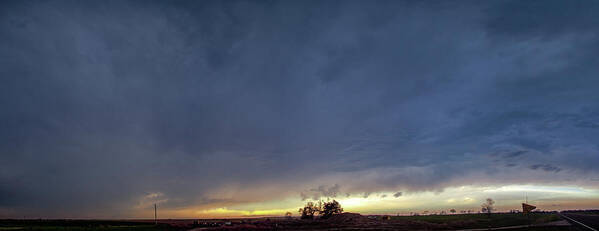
[
  {"x1": 300, "y1": 184, "x2": 341, "y2": 201},
  {"x1": 0, "y1": 0, "x2": 599, "y2": 217},
  {"x1": 393, "y1": 192, "x2": 403, "y2": 198},
  {"x1": 136, "y1": 192, "x2": 168, "y2": 210},
  {"x1": 503, "y1": 150, "x2": 528, "y2": 159},
  {"x1": 529, "y1": 164, "x2": 562, "y2": 173},
  {"x1": 312, "y1": 184, "x2": 341, "y2": 199}
]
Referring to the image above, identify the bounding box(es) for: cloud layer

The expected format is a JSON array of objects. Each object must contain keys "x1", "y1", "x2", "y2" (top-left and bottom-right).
[{"x1": 1, "y1": 0, "x2": 598, "y2": 218}]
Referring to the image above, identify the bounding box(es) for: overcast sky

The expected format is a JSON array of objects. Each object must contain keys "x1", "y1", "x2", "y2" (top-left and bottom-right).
[{"x1": 1, "y1": 0, "x2": 599, "y2": 218}]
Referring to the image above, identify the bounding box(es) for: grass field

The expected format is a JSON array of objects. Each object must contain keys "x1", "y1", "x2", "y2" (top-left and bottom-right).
[
  {"x1": 391, "y1": 212, "x2": 561, "y2": 229},
  {"x1": 0, "y1": 220, "x2": 176, "y2": 231},
  {"x1": 1, "y1": 213, "x2": 565, "y2": 230},
  {"x1": 0, "y1": 226, "x2": 167, "y2": 231}
]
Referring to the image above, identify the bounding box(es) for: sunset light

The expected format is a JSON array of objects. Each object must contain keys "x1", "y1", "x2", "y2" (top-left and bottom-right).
[{"x1": 1, "y1": 0, "x2": 598, "y2": 230}]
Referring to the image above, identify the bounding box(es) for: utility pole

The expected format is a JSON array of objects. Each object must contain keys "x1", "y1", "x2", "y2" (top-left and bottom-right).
[{"x1": 154, "y1": 204, "x2": 157, "y2": 225}]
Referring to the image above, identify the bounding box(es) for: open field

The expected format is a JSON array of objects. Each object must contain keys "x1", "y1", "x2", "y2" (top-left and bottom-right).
[
  {"x1": 391, "y1": 212, "x2": 562, "y2": 229},
  {"x1": 0, "y1": 212, "x2": 579, "y2": 230},
  {"x1": 0, "y1": 220, "x2": 176, "y2": 231},
  {"x1": 185, "y1": 212, "x2": 574, "y2": 230}
]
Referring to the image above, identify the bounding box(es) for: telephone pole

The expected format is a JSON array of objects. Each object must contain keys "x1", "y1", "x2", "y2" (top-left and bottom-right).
[{"x1": 154, "y1": 204, "x2": 157, "y2": 225}]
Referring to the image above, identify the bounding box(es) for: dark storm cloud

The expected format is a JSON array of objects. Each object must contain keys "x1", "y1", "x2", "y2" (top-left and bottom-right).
[
  {"x1": 484, "y1": 0, "x2": 599, "y2": 38},
  {"x1": 1, "y1": 0, "x2": 599, "y2": 217}
]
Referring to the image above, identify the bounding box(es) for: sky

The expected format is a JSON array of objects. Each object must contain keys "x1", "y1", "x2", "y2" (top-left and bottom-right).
[{"x1": 1, "y1": 0, "x2": 599, "y2": 219}]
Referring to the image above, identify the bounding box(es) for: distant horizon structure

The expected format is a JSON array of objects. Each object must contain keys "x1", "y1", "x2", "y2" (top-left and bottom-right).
[
  {"x1": 522, "y1": 193, "x2": 536, "y2": 214},
  {"x1": 522, "y1": 203, "x2": 536, "y2": 214}
]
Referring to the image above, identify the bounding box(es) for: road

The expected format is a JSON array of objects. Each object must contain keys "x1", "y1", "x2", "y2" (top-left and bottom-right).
[{"x1": 561, "y1": 213, "x2": 599, "y2": 231}]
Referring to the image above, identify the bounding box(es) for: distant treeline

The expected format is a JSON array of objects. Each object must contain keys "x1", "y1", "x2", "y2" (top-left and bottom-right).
[{"x1": 561, "y1": 209, "x2": 599, "y2": 214}]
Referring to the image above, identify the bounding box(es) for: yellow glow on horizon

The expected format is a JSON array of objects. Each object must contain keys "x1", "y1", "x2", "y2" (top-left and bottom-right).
[
  {"x1": 132, "y1": 184, "x2": 599, "y2": 218},
  {"x1": 195, "y1": 207, "x2": 292, "y2": 217}
]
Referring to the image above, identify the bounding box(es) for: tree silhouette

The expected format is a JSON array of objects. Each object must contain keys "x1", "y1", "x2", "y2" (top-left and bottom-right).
[
  {"x1": 320, "y1": 200, "x2": 343, "y2": 219},
  {"x1": 481, "y1": 198, "x2": 495, "y2": 216},
  {"x1": 298, "y1": 200, "x2": 344, "y2": 219},
  {"x1": 298, "y1": 202, "x2": 320, "y2": 219}
]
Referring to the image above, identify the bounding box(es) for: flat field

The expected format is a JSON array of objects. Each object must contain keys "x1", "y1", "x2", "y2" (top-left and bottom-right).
[
  {"x1": 0, "y1": 220, "x2": 176, "y2": 231},
  {"x1": 0, "y1": 212, "x2": 574, "y2": 230},
  {"x1": 391, "y1": 212, "x2": 561, "y2": 228}
]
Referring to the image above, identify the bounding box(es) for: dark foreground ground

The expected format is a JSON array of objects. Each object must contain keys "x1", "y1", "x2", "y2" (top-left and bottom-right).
[
  {"x1": 0, "y1": 219, "x2": 176, "y2": 230},
  {"x1": 561, "y1": 212, "x2": 599, "y2": 231},
  {"x1": 1, "y1": 211, "x2": 595, "y2": 230}
]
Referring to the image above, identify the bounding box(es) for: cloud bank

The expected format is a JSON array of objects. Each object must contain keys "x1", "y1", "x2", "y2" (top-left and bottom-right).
[{"x1": 1, "y1": 0, "x2": 598, "y2": 218}]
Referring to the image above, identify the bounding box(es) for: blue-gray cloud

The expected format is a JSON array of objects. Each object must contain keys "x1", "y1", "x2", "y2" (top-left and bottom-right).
[
  {"x1": 529, "y1": 164, "x2": 562, "y2": 173},
  {"x1": 1, "y1": 0, "x2": 598, "y2": 218}
]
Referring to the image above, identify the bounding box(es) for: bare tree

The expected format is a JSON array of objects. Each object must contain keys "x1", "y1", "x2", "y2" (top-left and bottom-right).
[{"x1": 481, "y1": 198, "x2": 495, "y2": 216}]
